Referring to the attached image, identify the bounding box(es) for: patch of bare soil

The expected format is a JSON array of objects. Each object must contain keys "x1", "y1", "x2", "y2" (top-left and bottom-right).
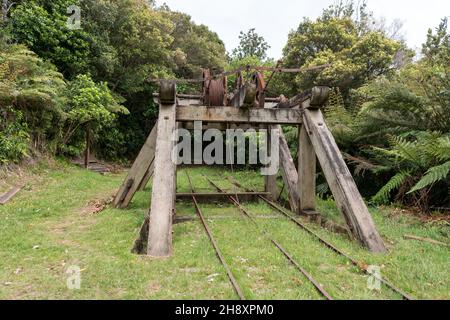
[
  {"x1": 147, "y1": 281, "x2": 162, "y2": 294},
  {"x1": 389, "y1": 207, "x2": 450, "y2": 225},
  {"x1": 79, "y1": 194, "x2": 116, "y2": 215}
]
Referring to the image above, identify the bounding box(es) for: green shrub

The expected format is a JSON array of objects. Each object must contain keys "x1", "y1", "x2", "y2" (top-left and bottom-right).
[{"x1": 0, "y1": 107, "x2": 30, "y2": 164}]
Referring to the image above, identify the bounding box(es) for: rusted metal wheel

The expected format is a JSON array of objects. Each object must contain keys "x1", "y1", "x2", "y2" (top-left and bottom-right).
[{"x1": 202, "y1": 69, "x2": 227, "y2": 106}]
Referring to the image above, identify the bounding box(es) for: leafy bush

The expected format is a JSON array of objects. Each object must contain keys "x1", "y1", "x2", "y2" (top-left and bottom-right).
[
  {"x1": 0, "y1": 107, "x2": 30, "y2": 164},
  {"x1": 0, "y1": 43, "x2": 66, "y2": 153},
  {"x1": 60, "y1": 74, "x2": 128, "y2": 156}
]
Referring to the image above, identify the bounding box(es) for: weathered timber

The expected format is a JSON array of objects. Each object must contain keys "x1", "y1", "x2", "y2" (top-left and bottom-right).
[
  {"x1": 113, "y1": 124, "x2": 157, "y2": 208},
  {"x1": 147, "y1": 100, "x2": 177, "y2": 257},
  {"x1": 176, "y1": 192, "x2": 270, "y2": 203},
  {"x1": 275, "y1": 124, "x2": 300, "y2": 213},
  {"x1": 137, "y1": 160, "x2": 154, "y2": 191},
  {"x1": 177, "y1": 98, "x2": 203, "y2": 106},
  {"x1": 0, "y1": 186, "x2": 21, "y2": 205},
  {"x1": 174, "y1": 215, "x2": 286, "y2": 223},
  {"x1": 404, "y1": 235, "x2": 449, "y2": 247},
  {"x1": 265, "y1": 127, "x2": 279, "y2": 201},
  {"x1": 309, "y1": 86, "x2": 330, "y2": 108},
  {"x1": 298, "y1": 123, "x2": 316, "y2": 213},
  {"x1": 176, "y1": 106, "x2": 302, "y2": 125},
  {"x1": 181, "y1": 122, "x2": 268, "y2": 131},
  {"x1": 84, "y1": 122, "x2": 91, "y2": 169},
  {"x1": 132, "y1": 215, "x2": 149, "y2": 254},
  {"x1": 302, "y1": 99, "x2": 386, "y2": 253}
]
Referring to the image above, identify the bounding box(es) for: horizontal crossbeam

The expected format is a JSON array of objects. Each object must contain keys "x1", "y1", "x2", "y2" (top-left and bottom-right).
[
  {"x1": 176, "y1": 192, "x2": 270, "y2": 203},
  {"x1": 176, "y1": 106, "x2": 303, "y2": 125},
  {"x1": 181, "y1": 122, "x2": 268, "y2": 131}
]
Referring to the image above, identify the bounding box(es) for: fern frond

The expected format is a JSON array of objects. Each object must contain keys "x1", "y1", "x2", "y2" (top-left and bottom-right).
[
  {"x1": 372, "y1": 171, "x2": 411, "y2": 204},
  {"x1": 431, "y1": 135, "x2": 450, "y2": 161},
  {"x1": 408, "y1": 161, "x2": 450, "y2": 194},
  {"x1": 316, "y1": 182, "x2": 330, "y2": 198}
]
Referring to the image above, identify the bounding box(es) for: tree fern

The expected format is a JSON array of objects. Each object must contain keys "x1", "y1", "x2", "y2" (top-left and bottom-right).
[
  {"x1": 430, "y1": 135, "x2": 450, "y2": 161},
  {"x1": 372, "y1": 171, "x2": 411, "y2": 204},
  {"x1": 408, "y1": 161, "x2": 450, "y2": 194},
  {"x1": 387, "y1": 135, "x2": 425, "y2": 167}
]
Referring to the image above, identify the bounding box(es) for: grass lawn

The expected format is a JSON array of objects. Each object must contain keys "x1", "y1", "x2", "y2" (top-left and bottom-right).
[{"x1": 0, "y1": 161, "x2": 448, "y2": 299}]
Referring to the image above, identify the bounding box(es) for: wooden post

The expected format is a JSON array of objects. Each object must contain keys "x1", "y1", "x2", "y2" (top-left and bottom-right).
[
  {"x1": 301, "y1": 87, "x2": 386, "y2": 253},
  {"x1": 84, "y1": 122, "x2": 91, "y2": 169},
  {"x1": 265, "y1": 126, "x2": 278, "y2": 201},
  {"x1": 298, "y1": 123, "x2": 316, "y2": 214},
  {"x1": 147, "y1": 82, "x2": 177, "y2": 257},
  {"x1": 113, "y1": 124, "x2": 157, "y2": 208}
]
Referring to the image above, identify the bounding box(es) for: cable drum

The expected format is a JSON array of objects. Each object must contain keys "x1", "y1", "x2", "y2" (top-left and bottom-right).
[{"x1": 203, "y1": 69, "x2": 227, "y2": 106}]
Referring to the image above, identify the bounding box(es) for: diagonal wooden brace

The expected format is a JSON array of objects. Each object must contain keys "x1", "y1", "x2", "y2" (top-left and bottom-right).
[
  {"x1": 300, "y1": 89, "x2": 386, "y2": 253},
  {"x1": 113, "y1": 125, "x2": 157, "y2": 208}
]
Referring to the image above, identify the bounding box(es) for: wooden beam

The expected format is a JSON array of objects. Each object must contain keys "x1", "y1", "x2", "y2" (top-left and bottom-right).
[
  {"x1": 403, "y1": 234, "x2": 449, "y2": 247},
  {"x1": 147, "y1": 100, "x2": 177, "y2": 257},
  {"x1": 84, "y1": 123, "x2": 91, "y2": 169},
  {"x1": 137, "y1": 160, "x2": 154, "y2": 192},
  {"x1": 275, "y1": 125, "x2": 300, "y2": 213},
  {"x1": 302, "y1": 101, "x2": 386, "y2": 253},
  {"x1": 181, "y1": 122, "x2": 268, "y2": 131},
  {"x1": 176, "y1": 106, "x2": 302, "y2": 125},
  {"x1": 132, "y1": 215, "x2": 149, "y2": 255},
  {"x1": 263, "y1": 101, "x2": 300, "y2": 211},
  {"x1": 176, "y1": 192, "x2": 270, "y2": 203},
  {"x1": 0, "y1": 186, "x2": 21, "y2": 205},
  {"x1": 298, "y1": 122, "x2": 316, "y2": 213},
  {"x1": 153, "y1": 93, "x2": 280, "y2": 108},
  {"x1": 113, "y1": 125, "x2": 157, "y2": 208},
  {"x1": 265, "y1": 127, "x2": 279, "y2": 201}
]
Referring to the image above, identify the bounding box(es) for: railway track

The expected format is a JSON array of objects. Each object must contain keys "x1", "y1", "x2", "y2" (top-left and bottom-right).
[
  {"x1": 185, "y1": 172, "x2": 245, "y2": 300},
  {"x1": 204, "y1": 175, "x2": 333, "y2": 300},
  {"x1": 227, "y1": 177, "x2": 414, "y2": 300},
  {"x1": 182, "y1": 170, "x2": 413, "y2": 300},
  {"x1": 186, "y1": 171, "x2": 333, "y2": 300},
  {"x1": 185, "y1": 171, "x2": 333, "y2": 300}
]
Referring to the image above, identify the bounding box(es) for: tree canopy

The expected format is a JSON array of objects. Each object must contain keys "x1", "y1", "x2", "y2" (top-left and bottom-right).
[
  {"x1": 231, "y1": 28, "x2": 270, "y2": 61},
  {"x1": 282, "y1": 2, "x2": 403, "y2": 96}
]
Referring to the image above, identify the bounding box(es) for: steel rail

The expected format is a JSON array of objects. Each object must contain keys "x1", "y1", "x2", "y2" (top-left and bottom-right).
[
  {"x1": 229, "y1": 178, "x2": 414, "y2": 301},
  {"x1": 185, "y1": 172, "x2": 245, "y2": 300},
  {"x1": 204, "y1": 176, "x2": 333, "y2": 300}
]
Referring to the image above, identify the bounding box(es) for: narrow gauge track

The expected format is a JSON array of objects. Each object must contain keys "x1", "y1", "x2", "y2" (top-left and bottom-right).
[
  {"x1": 185, "y1": 172, "x2": 245, "y2": 300},
  {"x1": 202, "y1": 175, "x2": 333, "y2": 300},
  {"x1": 228, "y1": 178, "x2": 414, "y2": 301}
]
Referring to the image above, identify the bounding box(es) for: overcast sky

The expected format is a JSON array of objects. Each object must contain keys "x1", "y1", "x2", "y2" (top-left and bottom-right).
[{"x1": 156, "y1": 0, "x2": 449, "y2": 59}]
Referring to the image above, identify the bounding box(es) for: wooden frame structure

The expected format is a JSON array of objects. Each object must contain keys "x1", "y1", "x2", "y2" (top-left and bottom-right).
[{"x1": 114, "y1": 81, "x2": 386, "y2": 257}]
